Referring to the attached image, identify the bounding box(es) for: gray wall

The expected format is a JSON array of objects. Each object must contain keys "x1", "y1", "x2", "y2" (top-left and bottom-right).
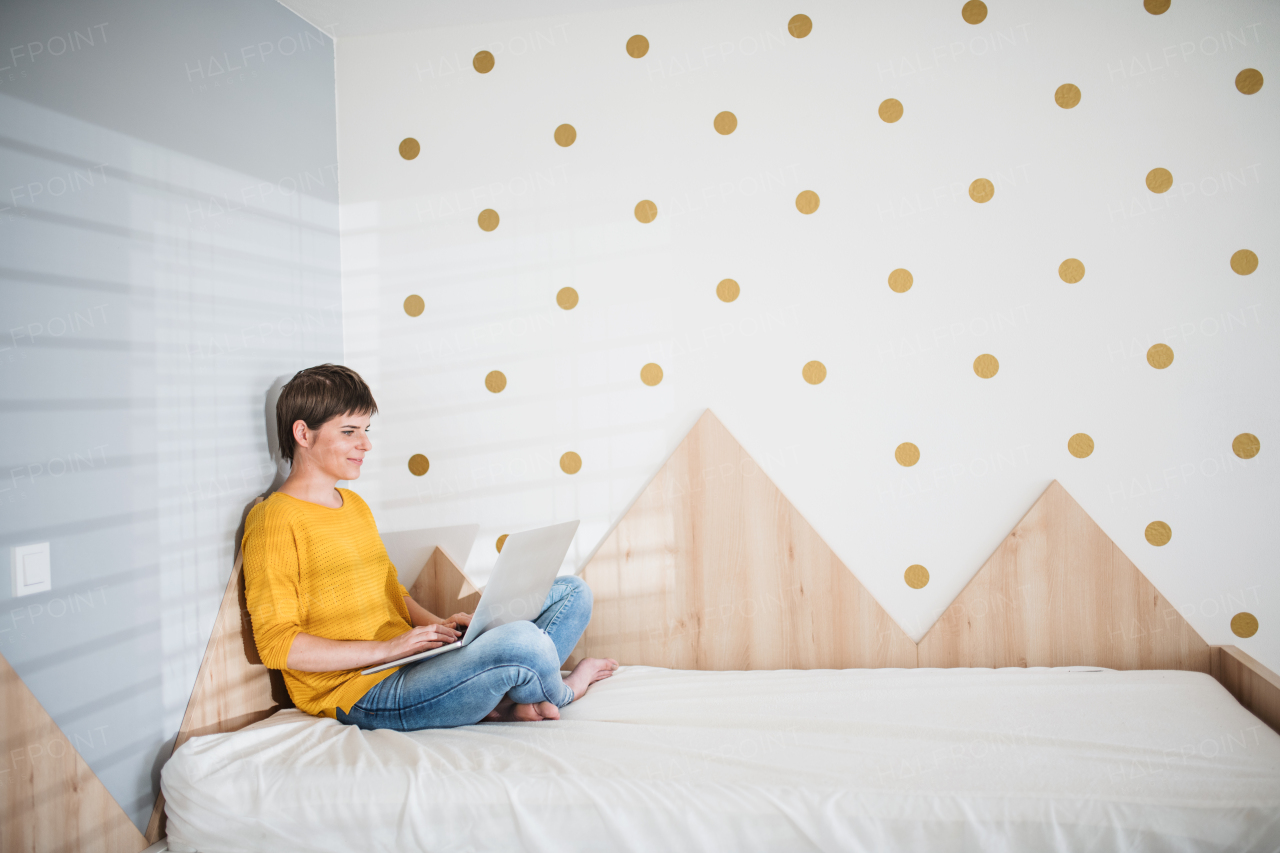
[{"x1": 0, "y1": 0, "x2": 340, "y2": 830}]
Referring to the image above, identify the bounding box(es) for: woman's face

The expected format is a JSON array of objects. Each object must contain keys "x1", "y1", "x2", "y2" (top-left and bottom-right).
[{"x1": 293, "y1": 410, "x2": 372, "y2": 481}]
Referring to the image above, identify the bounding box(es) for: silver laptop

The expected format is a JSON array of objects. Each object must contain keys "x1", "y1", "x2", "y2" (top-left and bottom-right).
[{"x1": 361, "y1": 519, "x2": 580, "y2": 675}]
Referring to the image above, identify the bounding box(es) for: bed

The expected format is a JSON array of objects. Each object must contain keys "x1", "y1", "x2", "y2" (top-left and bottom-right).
[
  {"x1": 144, "y1": 413, "x2": 1280, "y2": 851},
  {"x1": 163, "y1": 665, "x2": 1280, "y2": 852}
]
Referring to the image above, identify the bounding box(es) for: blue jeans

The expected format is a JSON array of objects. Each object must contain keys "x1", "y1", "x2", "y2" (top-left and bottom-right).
[{"x1": 336, "y1": 575, "x2": 592, "y2": 731}]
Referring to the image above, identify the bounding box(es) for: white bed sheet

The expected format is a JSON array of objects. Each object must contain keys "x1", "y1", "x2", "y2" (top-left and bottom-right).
[{"x1": 162, "y1": 666, "x2": 1280, "y2": 853}]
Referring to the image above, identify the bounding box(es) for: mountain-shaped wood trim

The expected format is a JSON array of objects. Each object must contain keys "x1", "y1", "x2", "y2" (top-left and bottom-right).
[
  {"x1": 573, "y1": 413, "x2": 1214, "y2": 678},
  {"x1": 574, "y1": 409, "x2": 918, "y2": 669},
  {"x1": 1, "y1": 650, "x2": 148, "y2": 853},
  {"x1": 917, "y1": 480, "x2": 1211, "y2": 671}
]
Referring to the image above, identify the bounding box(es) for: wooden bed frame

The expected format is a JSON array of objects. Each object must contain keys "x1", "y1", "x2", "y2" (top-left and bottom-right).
[{"x1": 4, "y1": 409, "x2": 1276, "y2": 853}]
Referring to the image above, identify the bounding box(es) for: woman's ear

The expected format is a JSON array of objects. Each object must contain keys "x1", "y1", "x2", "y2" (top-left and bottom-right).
[{"x1": 292, "y1": 419, "x2": 310, "y2": 450}]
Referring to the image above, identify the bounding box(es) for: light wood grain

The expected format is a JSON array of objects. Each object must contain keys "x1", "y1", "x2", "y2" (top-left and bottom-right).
[
  {"x1": 408, "y1": 546, "x2": 479, "y2": 618},
  {"x1": 145, "y1": 499, "x2": 285, "y2": 842},
  {"x1": 1, "y1": 651, "x2": 148, "y2": 853},
  {"x1": 575, "y1": 410, "x2": 918, "y2": 669},
  {"x1": 918, "y1": 480, "x2": 1211, "y2": 671},
  {"x1": 1212, "y1": 645, "x2": 1280, "y2": 736}
]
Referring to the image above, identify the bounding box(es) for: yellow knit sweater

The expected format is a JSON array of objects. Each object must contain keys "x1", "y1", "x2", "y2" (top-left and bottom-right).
[{"x1": 242, "y1": 488, "x2": 412, "y2": 717}]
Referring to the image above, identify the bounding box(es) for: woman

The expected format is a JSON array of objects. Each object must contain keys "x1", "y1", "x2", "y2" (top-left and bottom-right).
[{"x1": 242, "y1": 363, "x2": 618, "y2": 730}]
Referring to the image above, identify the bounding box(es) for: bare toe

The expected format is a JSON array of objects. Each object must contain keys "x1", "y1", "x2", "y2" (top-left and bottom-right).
[
  {"x1": 565, "y1": 657, "x2": 621, "y2": 699},
  {"x1": 508, "y1": 703, "x2": 538, "y2": 722},
  {"x1": 535, "y1": 701, "x2": 560, "y2": 720}
]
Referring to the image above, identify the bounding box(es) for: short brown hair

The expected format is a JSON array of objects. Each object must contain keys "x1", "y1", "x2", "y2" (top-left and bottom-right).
[{"x1": 275, "y1": 364, "x2": 379, "y2": 464}]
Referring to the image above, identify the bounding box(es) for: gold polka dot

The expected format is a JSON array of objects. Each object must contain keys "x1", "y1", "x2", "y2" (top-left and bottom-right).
[
  {"x1": 961, "y1": 1, "x2": 988, "y2": 25},
  {"x1": 973, "y1": 353, "x2": 999, "y2": 378},
  {"x1": 1230, "y1": 249, "x2": 1258, "y2": 275},
  {"x1": 1231, "y1": 612, "x2": 1259, "y2": 639},
  {"x1": 788, "y1": 14, "x2": 813, "y2": 38},
  {"x1": 560, "y1": 451, "x2": 582, "y2": 475},
  {"x1": 802, "y1": 360, "x2": 826, "y2": 384},
  {"x1": 716, "y1": 279, "x2": 740, "y2": 302},
  {"x1": 626, "y1": 35, "x2": 649, "y2": 58},
  {"x1": 904, "y1": 564, "x2": 930, "y2": 589},
  {"x1": 1055, "y1": 83, "x2": 1081, "y2": 109},
  {"x1": 485, "y1": 370, "x2": 507, "y2": 393},
  {"x1": 969, "y1": 178, "x2": 994, "y2": 203},
  {"x1": 403, "y1": 295, "x2": 424, "y2": 317},
  {"x1": 556, "y1": 287, "x2": 579, "y2": 310},
  {"x1": 1144, "y1": 0, "x2": 1170, "y2": 13},
  {"x1": 554, "y1": 124, "x2": 577, "y2": 147},
  {"x1": 496, "y1": 533, "x2": 508, "y2": 553},
  {"x1": 1058, "y1": 258, "x2": 1086, "y2": 284},
  {"x1": 1068, "y1": 433, "x2": 1094, "y2": 459},
  {"x1": 634, "y1": 199, "x2": 658, "y2": 223},
  {"x1": 878, "y1": 98, "x2": 904, "y2": 123},
  {"x1": 1232, "y1": 433, "x2": 1260, "y2": 459},
  {"x1": 887, "y1": 268, "x2": 913, "y2": 293},
  {"x1": 398, "y1": 138, "x2": 420, "y2": 160},
  {"x1": 478, "y1": 208, "x2": 500, "y2": 232},
  {"x1": 795, "y1": 190, "x2": 820, "y2": 214},
  {"x1": 1146, "y1": 343, "x2": 1174, "y2": 369},
  {"x1": 1146, "y1": 168, "x2": 1173, "y2": 193},
  {"x1": 895, "y1": 442, "x2": 920, "y2": 467},
  {"x1": 473, "y1": 50, "x2": 495, "y2": 73},
  {"x1": 1236, "y1": 68, "x2": 1264, "y2": 95},
  {"x1": 714, "y1": 111, "x2": 738, "y2": 135},
  {"x1": 640, "y1": 363, "x2": 663, "y2": 386},
  {"x1": 1145, "y1": 521, "x2": 1171, "y2": 546},
  {"x1": 408, "y1": 454, "x2": 430, "y2": 477}
]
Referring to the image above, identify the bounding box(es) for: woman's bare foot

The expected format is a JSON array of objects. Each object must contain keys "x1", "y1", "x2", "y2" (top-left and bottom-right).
[
  {"x1": 563, "y1": 657, "x2": 619, "y2": 700},
  {"x1": 481, "y1": 696, "x2": 515, "y2": 722},
  {"x1": 506, "y1": 701, "x2": 559, "y2": 722},
  {"x1": 479, "y1": 658, "x2": 620, "y2": 722},
  {"x1": 481, "y1": 697, "x2": 560, "y2": 722}
]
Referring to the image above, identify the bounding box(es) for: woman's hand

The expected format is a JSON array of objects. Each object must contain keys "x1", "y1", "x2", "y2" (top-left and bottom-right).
[
  {"x1": 442, "y1": 612, "x2": 472, "y2": 631},
  {"x1": 285, "y1": 613, "x2": 474, "y2": 673},
  {"x1": 379, "y1": 623, "x2": 461, "y2": 663}
]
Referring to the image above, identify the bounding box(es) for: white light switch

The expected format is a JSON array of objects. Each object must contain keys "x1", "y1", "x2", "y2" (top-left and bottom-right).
[{"x1": 12, "y1": 542, "x2": 51, "y2": 596}]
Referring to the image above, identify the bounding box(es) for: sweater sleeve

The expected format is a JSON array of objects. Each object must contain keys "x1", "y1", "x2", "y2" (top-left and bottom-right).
[{"x1": 242, "y1": 508, "x2": 304, "y2": 670}]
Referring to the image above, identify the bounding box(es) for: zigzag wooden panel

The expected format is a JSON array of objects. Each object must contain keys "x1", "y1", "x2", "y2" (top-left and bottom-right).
[
  {"x1": 575, "y1": 409, "x2": 918, "y2": 670},
  {"x1": 918, "y1": 480, "x2": 1211, "y2": 671},
  {"x1": 1, "y1": 651, "x2": 147, "y2": 853}
]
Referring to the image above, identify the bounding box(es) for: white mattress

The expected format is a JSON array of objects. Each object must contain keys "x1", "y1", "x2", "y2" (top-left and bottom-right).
[{"x1": 162, "y1": 666, "x2": 1280, "y2": 853}]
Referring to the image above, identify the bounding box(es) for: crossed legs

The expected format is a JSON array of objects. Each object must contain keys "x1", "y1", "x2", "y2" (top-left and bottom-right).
[
  {"x1": 482, "y1": 574, "x2": 617, "y2": 722},
  {"x1": 336, "y1": 576, "x2": 617, "y2": 731}
]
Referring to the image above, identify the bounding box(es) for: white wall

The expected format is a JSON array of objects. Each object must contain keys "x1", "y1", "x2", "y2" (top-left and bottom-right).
[
  {"x1": 334, "y1": 0, "x2": 1279, "y2": 671},
  {"x1": 0, "y1": 0, "x2": 340, "y2": 829}
]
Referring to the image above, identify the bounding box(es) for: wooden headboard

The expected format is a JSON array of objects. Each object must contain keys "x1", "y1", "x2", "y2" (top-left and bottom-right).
[
  {"x1": 574, "y1": 410, "x2": 1210, "y2": 671},
  {"x1": 571, "y1": 410, "x2": 1278, "y2": 725}
]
